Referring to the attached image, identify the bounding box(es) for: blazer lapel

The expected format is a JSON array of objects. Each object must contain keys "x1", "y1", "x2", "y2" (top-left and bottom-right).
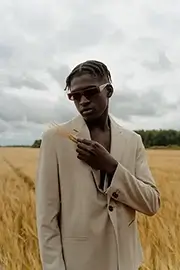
[
  {"x1": 70, "y1": 114, "x2": 126, "y2": 191},
  {"x1": 109, "y1": 115, "x2": 125, "y2": 164},
  {"x1": 72, "y1": 116, "x2": 101, "y2": 190},
  {"x1": 101, "y1": 115, "x2": 126, "y2": 191}
]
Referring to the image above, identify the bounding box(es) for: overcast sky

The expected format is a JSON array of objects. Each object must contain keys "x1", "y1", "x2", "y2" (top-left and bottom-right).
[{"x1": 0, "y1": 0, "x2": 180, "y2": 145}]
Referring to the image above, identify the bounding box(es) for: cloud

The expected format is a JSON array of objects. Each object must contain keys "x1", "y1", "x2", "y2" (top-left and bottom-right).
[
  {"x1": 0, "y1": 119, "x2": 9, "y2": 133},
  {"x1": 0, "y1": 90, "x2": 76, "y2": 124},
  {"x1": 55, "y1": 13, "x2": 114, "y2": 53},
  {"x1": 0, "y1": 121, "x2": 45, "y2": 146},
  {"x1": 142, "y1": 51, "x2": 172, "y2": 71},
  {"x1": 0, "y1": 0, "x2": 180, "y2": 145},
  {"x1": 0, "y1": 83, "x2": 178, "y2": 130},
  {"x1": 7, "y1": 75, "x2": 49, "y2": 90},
  {"x1": 110, "y1": 86, "x2": 178, "y2": 121},
  {"x1": 48, "y1": 65, "x2": 71, "y2": 88},
  {"x1": 0, "y1": 43, "x2": 13, "y2": 60}
]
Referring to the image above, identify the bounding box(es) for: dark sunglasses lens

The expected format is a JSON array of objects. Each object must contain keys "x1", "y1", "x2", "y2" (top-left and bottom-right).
[
  {"x1": 84, "y1": 87, "x2": 99, "y2": 98},
  {"x1": 68, "y1": 86, "x2": 99, "y2": 101},
  {"x1": 67, "y1": 93, "x2": 73, "y2": 100},
  {"x1": 68, "y1": 92, "x2": 81, "y2": 101}
]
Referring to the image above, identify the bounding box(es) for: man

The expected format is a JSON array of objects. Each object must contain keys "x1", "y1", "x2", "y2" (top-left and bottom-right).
[{"x1": 36, "y1": 60, "x2": 160, "y2": 270}]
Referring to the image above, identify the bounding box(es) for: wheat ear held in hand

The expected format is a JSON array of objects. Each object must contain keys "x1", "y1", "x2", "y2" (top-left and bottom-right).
[{"x1": 49, "y1": 121, "x2": 78, "y2": 143}]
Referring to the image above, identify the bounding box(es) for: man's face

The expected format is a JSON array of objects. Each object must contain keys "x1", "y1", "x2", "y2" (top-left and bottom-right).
[{"x1": 68, "y1": 74, "x2": 109, "y2": 122}]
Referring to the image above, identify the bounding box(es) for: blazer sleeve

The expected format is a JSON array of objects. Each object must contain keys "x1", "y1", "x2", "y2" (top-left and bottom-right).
[
  {"x1": 105, "y1": 134, "x2": 160, "y2": 216},
  {"x1": 35, "y1": 129, "x2": 66, "y2": 270}
]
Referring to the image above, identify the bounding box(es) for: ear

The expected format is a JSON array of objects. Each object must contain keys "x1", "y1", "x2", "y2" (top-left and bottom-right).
[{"x1": 106, "y1": 84, "x2": 113, "y2": 98}]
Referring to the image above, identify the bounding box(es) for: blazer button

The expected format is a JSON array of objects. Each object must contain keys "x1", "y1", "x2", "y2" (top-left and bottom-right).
[
  {"x1": 108, "y1": 205, "x2": 113, "y2": 212},
  {"x1": 112, "y1": 192, "x2": 118, "y2": 199}
]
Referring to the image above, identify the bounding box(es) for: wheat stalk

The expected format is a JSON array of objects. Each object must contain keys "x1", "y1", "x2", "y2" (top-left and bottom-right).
[{"x1": 50, "y1": 121, "x2": 78, "y2": 143}]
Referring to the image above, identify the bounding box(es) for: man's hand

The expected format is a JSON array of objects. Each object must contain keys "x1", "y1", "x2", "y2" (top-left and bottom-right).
[{"x1": 76, "y1": 138, "x2": 118, "y2": 174}]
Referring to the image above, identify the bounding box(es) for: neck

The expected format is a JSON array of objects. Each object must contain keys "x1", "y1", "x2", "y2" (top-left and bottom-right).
[{"x1": 86, "y1": 108, "x2": 110, "y2": 131}]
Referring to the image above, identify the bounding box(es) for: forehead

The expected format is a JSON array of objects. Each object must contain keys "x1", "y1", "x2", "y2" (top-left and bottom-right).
[{"x1": 70, "y1": 74, "x2": 101, "y2": 92}]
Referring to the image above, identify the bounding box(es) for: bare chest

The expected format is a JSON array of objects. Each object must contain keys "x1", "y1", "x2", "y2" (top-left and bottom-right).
[{"x1": 90, "y1": 129, "x2": 111, "y2": 152}]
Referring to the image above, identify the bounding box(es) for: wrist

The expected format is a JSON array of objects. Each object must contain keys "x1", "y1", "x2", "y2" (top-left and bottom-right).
[{"x1": 106, "y1": 159, "x2": 118, "y2": 174}]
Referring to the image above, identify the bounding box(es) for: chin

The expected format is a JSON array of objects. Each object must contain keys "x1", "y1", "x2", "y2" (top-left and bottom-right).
[{"x1": 82, "y1": 114, "x2": 97, "y2": 122}]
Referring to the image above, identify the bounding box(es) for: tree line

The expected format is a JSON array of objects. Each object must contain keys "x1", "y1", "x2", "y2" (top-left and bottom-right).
[
  {"x1": 135, "y1": 129, "x2": 180, "y2": 148},
  {"x1": 32, "y1": 129, "x2": 180, "y2": 149}
]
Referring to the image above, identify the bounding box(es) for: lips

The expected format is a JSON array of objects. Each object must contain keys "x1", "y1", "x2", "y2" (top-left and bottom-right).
[{"x1": 81, "y1": 108, "x2": 94, "y2": 115}]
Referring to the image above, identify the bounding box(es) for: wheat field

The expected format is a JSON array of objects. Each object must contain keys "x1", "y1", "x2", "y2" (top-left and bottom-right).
[{"x1": 0, "y1": 148, "x2": 180, "y2": 270}]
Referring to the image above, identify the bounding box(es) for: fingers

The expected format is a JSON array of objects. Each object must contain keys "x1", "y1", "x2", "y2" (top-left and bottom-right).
[
  {"x1": 76, "y1": 148, "x2": 88, "y2": 156},
  {"x1": 77, "y1": 138, "x2": 98, "y2": 149},
  {"x1": 76, "y1": 143, "x2": 96, "y2": 156},
  {"x1": 77, "y1": 142, "x2": 89, "y2": 151},
  {"x1": 76, "y1": 147, "x2": 91, "y2": 162},
  {"x1": 77, "y1": 138, "x2": 92, "y2": 145}
]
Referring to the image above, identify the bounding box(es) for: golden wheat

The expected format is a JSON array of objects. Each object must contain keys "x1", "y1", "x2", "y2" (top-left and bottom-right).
[
  {"x1": 49, "y1": 122, "x2": 78, "y2": 143},
  {"x1": 0, "y1": 148, "x2": 180, "y2": 270}
]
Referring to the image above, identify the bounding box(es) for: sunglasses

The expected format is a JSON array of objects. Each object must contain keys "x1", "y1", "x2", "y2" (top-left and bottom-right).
[{"x1": 67, "y1": 83, "x2": 110, "y2": 101}]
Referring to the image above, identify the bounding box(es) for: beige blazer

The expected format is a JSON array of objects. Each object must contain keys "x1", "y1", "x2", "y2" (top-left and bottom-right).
[{"x1": 35, "y1": 114, "x2": 160, "y2": 270}]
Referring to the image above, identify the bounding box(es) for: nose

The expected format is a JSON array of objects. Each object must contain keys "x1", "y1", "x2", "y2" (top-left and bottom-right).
[{"x1": 79, "y1": 94, "x2": 90, "y2": 105}]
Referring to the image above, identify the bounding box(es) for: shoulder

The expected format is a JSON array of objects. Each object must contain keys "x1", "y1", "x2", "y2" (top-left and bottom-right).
[
  {"x1": 111, "y1": 116, "x2": 144, "y2": 153},
  {"x1": 120, "y1": 125, "x2": 141, "y2": 141},
  {"x1": 111, "y1": 116, "x2": 141, "y2": 141},
  {"x1": 41, "y1": 116, "x2": 79, "y2": 142}
]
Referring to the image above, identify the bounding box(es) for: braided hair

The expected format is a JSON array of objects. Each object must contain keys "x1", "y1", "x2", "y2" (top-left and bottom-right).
[{"x1": 64, "y1": 60, "x2": 112, "y2": 91}]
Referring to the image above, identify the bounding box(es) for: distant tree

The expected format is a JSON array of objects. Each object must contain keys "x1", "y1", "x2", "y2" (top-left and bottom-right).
[{"x1": 32, "y1": 139, "x2": 41, "y2": 148}]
